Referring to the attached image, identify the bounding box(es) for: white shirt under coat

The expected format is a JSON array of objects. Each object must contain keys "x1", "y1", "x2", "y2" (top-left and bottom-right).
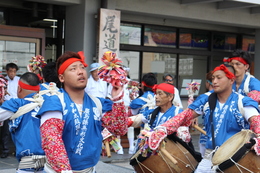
[
  {"x1": 5, "y1": 75, "x2": 20, "y2": 100},
  {"x1": 85, "y1": 75, "x2": 108, "y2": 98}
]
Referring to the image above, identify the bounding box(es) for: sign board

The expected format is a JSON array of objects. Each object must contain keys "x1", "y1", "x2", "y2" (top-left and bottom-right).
[{"x1": 98, "y1": 8, "x2": 121, "y2": 62}]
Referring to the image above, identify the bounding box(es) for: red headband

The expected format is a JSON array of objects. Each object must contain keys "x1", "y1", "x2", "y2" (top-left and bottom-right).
[
  {"x1": 152, "y1": 83, "x2": 175, "y2": 94},
  {"x1": 142, "y1": 81, "x2": 154, "y2": 89},
  {"x1": 223, "y1": 57, "x2": 248, "y2": 65},
  {"x1": 58, "y1": 51, "x2": 88, "y2": 75},
  {"x1": 19, "y1": 80, "x2": 40, "y2": 91},
  {"x1": 213, "y1": 64, "x2": 235, "y2": 79}
]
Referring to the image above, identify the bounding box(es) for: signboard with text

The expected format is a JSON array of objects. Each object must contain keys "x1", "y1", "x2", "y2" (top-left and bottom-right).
[{"x1": 98, "y1": 8, "x2": 121, "y2": 63}]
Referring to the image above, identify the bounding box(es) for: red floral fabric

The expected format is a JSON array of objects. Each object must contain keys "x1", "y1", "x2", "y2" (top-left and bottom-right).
[
  {"x1": 250, "y1": 115, "x2": 260, "y2": 155},
  {"x1": 147, "y1": 109, "x2": 194, "y2": 150},
  {"x1": 161, "y1": 108, "x2": 194, "y2": 135},
  {"x1": 41, "y1": 118, "x2": 72, "y2": 172},
  {"x1": 247, "y1": 90, "x2": 260, "y2": 103},
  {"x1": 102, "y1": 101, "x2": 128, "y2": 136}
]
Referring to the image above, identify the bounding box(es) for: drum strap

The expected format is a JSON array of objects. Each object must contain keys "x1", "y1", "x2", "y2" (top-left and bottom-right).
[
  {"x1": 208, "y1": 92, "x2": 217, "y2": 149},
  {"x1": 149, "y1": 107, "x2": 161, "y2": 127}
]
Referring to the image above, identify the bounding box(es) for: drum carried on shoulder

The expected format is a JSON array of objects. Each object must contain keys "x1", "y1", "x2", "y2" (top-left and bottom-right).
[
  {"x1": 130, "y1": 135, "x2": 200, "y2": 173},
  {"x1": 212, "y1": 130, "x2": 260, "y2": 173}
]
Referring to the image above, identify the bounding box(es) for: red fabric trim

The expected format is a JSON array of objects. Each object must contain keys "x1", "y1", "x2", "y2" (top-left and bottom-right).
[
  {"x1": 58, "y1": 51, "x2": 88, "y2": 75},
  {"x1": 223, "y1": 57, "x2": 248, "y2": 65},
  {"x1": 18, "y1": 80, "x2": 40, "y2": 91},
  {"x1": 153, "y1": 83, "x2": 175, "y2": 94},
  {"x1": 213, "y1": 64, "x2": 235, "y2": 79},
  {"x1": 40, "y1": 118, "x2": 71, "y2": 172}
]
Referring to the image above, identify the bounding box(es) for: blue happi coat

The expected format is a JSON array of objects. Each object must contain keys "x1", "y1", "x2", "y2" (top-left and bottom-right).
[
  {"x1": 1, "y1": 93, "x2": 45, "y2": 161},
  {"x1": 232, "y1": 73, "x2": 260, "y2": 96},
  {"x1": 37, "y1": 88, "x2": 113, "y2": 171},
  {"x1": 143, "y1": 105, "x2": 183, "y2": 129},
  {"x1": 190, "y1": 91, "x2": 258, "y2": 149},
  {"x1": 130, "y1": 91, "x2": 156, "y2": 114}
]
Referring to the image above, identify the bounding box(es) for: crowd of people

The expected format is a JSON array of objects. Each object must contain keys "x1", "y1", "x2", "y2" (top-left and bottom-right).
[{"x1": 0, "y1": 48, "x2": 260, "y2": 173}]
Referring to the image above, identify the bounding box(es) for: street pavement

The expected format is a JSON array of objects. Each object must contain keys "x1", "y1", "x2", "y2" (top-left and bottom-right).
[{"x1": 0, "y1": 134, "x2": 200, "y2": 173}]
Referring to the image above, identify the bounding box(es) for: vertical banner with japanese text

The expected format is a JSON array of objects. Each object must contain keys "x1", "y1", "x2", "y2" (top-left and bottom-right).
[{"x1": 98, "y1": 8, "x2": 121, "y2": 63}]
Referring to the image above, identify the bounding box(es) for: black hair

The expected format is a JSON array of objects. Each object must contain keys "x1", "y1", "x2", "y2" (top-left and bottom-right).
[
  {"x1": 142, "y1": 72, "x2": 157, "y2": 92},
  {"x1": 20, "y1": 72, "x2": 40, "y2": 86},
  {"x1": 42, "y1": 62, "x2": 61, "y2": 88},
  {"x1": 6, "y1": 63, "x2": 19, "y2": 71},
  {"x1": 229, "y1": 49, "x2": 252, "y2": 67}
]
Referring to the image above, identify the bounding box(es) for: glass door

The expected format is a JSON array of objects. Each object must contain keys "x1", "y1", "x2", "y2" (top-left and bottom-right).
[{"x1": 0, "y1": 36, "x2": 40, "y2": 76}]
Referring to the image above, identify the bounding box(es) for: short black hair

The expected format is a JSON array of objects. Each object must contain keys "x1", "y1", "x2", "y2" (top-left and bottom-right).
[
  {"x1": 42, "y1": 62, "x2": 58, "y2": 82},
  {"x1": 229, "y1": 49, "x2": 252, "y2": 67},
  {"x1": 20, "y1": 72, "x2": 40, "y2": 86},
  {"x1": 6, "y1": 63, "x2": 19, "y2": 71},
  {"x1": 142, "y1": 73, "x2": 157, "y2": 92}
]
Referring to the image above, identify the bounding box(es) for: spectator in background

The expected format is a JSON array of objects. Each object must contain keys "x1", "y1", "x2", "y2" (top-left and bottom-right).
[
  {"x1": 163, "y1": 73, "x2": 183, "y2": 108},
  {"x1": 0, "y1": 63, "x2": 20, "y2": 158},
  {"x1": 4, "y1": 63, "x2": 20, "y2": 100},
  {"x1": 85, "y1": 63, "x2": 108, "y2": 98}
]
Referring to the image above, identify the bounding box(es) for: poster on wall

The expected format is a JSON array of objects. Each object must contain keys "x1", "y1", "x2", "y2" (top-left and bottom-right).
[{"x1": 98, "y1": 8, "x2": 121, "y2": 63}]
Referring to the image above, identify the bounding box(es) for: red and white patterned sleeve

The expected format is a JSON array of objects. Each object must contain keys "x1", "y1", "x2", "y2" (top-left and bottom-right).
[
  {"x1": 161, "y1": 108, "x2": 195, "y2": 135},
  {"x1": 102, "y1": 92, "x2": 128, "y2": 136},
  {"x1": 248, "y1": 90, "x2": 260, "y2": 104},
  {"x1": 41, "y1": 118, "x2": 72, "y2": 172},
  {"x1": 249, "y1": 115, "x2": 260, "y2": 155}
]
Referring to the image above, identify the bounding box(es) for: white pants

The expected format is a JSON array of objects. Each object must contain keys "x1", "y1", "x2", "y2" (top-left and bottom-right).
[{"x1": 195, "y1": 149, "x2": 216, "y2": 173}]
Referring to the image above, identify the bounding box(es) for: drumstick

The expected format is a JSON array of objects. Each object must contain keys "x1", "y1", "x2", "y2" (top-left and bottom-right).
[
  {"x1": 160, "y1": 142, "x2": 178, "y2": 165},
  {"x1": 105, "y1": 141, "x2": 111, "y2": 158},
  {"x1": 192, "y1": 124, "x2": 207, "y2": 135}
]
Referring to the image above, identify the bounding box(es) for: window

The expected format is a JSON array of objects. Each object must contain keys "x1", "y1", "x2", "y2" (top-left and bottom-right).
[
  {"x1": 144, "y1": 26, "x2": 176, "y2": 48},
  {"x1": 179, "y1": 29, "x2": 209, "y2": 49},
  {"x1": 213, "y1": 33, "x2": 237, "y2": 51},
  {"x1": 120, "y1": 23, "x2": 141, "y2": 45},
  {"x1": 242, "y1": 36, "x2": 255, "y2": 53},
  {"x1": 0, "y1": 36, "x2": 40, "y2": 76},
  {"x1": 179, "y1": 55, "x2": 207, "y2": 96},
  {"x1": 142, "y1": 52, "x2": 177, "y2": 83},
  {"x1": 120, "y1": 51, "x2": 140, "y2": 81}
]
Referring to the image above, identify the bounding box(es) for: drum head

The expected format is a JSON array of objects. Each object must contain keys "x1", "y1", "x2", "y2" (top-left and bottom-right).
[{"x1": 212, "y1": 130, "x2": 254, "y2": 166}]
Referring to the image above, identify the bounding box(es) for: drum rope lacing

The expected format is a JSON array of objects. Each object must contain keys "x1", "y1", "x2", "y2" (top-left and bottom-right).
[
  {"x1": 135, "y1": 157, "x2": 155, "y2": 173},
  {"x1": 216, "y1": 157, "x2": 254, "y2": 173},
  {"x1": 173, "y1": 142, "x2": 196, "y2": 170},
  {"x1": 159, "y1": 151, "x2": 175, "y2": 173},
  {"x1": 134, "y1": 141, "x2": 197, "y2": 173}
]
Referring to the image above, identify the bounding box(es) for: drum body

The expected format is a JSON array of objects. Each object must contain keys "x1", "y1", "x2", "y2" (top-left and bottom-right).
[
  {"x1": 130, "y1": 138, "x2": 198, "y2": 173},
  {"x1": 212, "y1": 130, "x2": 260, "y2": 173}
]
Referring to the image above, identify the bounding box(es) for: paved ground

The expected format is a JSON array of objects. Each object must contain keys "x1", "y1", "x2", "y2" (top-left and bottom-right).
[{"x1": 0, "y1": 134, "x2": 200, "y2": 173}]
